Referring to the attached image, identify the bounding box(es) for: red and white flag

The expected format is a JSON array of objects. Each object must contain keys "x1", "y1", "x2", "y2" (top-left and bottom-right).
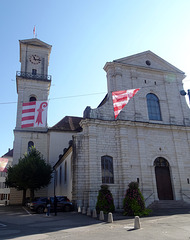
[
  {"x1": 0, "y1": 158, "x2": 8, "y2": 172},
  {"x1": 21, "y1": 101, "x2": 48, "y2": 128},
  {"x1": 112, "y1": 89, "x2": 140, "y2": 119}
]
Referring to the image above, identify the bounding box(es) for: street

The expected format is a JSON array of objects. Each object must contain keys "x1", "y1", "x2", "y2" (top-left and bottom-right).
[{"x1": 0, "y1": 205, "x2": 190, "y2": 240}]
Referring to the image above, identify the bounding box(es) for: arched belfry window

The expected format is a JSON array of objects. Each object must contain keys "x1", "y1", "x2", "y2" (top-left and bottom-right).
[
  {"x1": 28, "y1": 141, "x2": 34, "y2": 153},
  {"x1": 101, "y1": 155, "x2": 114, "y2": 184},
  {"x1": 29, "y1": 96, "x2": 36, "y2": 102},
  {"x1": 146, "y1": 93, "x2": 162, "y2": 121}
]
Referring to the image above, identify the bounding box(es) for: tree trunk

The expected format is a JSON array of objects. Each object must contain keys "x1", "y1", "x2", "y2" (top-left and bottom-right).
[
  {"x1": 22, "y1": 189, "x2": 26, "y2": 206},
  {"x1": 30, "y1": 189, "x2": 35, "y2": 201}
]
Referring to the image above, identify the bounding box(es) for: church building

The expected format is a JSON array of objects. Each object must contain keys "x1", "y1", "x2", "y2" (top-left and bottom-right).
[{"x1": 11, "y1": 38, "x2": 190, "y2": 210}]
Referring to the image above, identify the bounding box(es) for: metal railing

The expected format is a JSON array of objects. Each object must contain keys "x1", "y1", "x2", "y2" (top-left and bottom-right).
[
  {"x1": 181, "y1": 192, "x2": 190, "y2": 200},
  {"x1": 16, "y1": 71, "x2": 52, "y2": 81},
  {"x1": 145, "y1": 192, "x2": 154, "y2": 202}
]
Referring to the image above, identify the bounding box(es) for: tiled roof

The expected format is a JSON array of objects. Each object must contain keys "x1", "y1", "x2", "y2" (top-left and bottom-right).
[
  {"x1": 2, "y1": 148, "x2": 13, "y2": 157},
  {"x1": 49, "y1": 116, "x2": 83, "y2": 132}
]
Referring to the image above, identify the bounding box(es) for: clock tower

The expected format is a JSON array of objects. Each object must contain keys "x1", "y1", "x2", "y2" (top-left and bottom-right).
[{"x1": 13, "y1": 38, "x2": 52, "y2": 169}]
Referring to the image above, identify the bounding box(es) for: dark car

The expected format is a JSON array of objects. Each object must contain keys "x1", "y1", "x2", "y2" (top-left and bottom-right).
[{"x1": 29, "y1": 196, "x2": 73, "y2": 214}]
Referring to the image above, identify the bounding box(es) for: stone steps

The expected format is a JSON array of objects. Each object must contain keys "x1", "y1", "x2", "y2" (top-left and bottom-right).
[{"x1": 149, "y1": 200, "x2": 190, "y2": 209}]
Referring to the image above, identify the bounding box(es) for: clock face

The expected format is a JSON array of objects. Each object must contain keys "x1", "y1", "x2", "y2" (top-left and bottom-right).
[{"x1": 29, "y1": 55, "x2": 41, "y2": 64}]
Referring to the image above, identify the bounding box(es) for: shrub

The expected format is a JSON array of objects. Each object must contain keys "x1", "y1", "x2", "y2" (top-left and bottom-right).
[
  {"x1": 123, "y1": 181, "x2": 151, "y2": 216},
  {"x1": 96, "y1": 185, "x2": 115, "y2": 213}
]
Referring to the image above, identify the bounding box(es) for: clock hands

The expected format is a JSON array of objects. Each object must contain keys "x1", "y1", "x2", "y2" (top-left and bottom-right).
[{"x1": 30, "y1": 55, "x2": 41, "y2": 64}]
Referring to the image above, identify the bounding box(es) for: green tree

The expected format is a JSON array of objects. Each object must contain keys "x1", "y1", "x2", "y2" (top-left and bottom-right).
[
  {"x1": 96, "y1": 185, "x2": 115, "y2": 213},
  {"x1": 6, "y1": 148, "x2": 53, "y2": 205},
  {"x1": 123, "y1": 182, "x2": 151, "y2": 216}
]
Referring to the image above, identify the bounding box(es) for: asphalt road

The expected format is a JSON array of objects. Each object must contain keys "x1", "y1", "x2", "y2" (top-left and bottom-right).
[{"x1": 1, "y1": 205, "x2": 190, "y2": 240}]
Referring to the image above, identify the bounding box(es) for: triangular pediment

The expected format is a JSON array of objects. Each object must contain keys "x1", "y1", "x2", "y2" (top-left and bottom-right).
[
  {"x1": 19, "y1": 38, "x2": 52, "y2": 63},
  {"x1": 111, "y1": 50, "x2": 184, "y2": 74},
  {"x1": 19, "y1": 38, "x2": 52, "y2": 49}
]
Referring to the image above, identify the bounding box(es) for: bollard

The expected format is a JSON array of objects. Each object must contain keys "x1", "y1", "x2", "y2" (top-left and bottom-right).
[
  {"x1": 82, "y1": 207, "x2": 86, "y2": 214},
  {"x1": 78, "y1": 206, "x2": 81, "y2": 213},
  {"x1": 99, "y1": 211, "x2": 104, "y2": 221},
  {"x1": 87, "y1": 208, "x2": 91, "y2": 216},
  {"x1": 92, "y1": 209, "x2": 97, "y2": 218},
  {"x1": 134, "y1": 216, "x2": 141, "y2": 229},
  {"x1": 107, "y1": 212, "x2": 113, "y2": 223}
]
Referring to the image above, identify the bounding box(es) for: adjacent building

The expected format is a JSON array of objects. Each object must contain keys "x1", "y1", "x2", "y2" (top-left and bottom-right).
[{"x1": 0, "y1": 148, "x2": 13, "y2": 205}]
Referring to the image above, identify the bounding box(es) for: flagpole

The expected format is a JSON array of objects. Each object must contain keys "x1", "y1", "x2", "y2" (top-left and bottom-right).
[{"x1": 33, "y1": 26, "x2": 36, "y2": 38}]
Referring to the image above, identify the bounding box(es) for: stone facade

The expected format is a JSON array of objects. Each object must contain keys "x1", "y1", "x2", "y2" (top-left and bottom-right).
[
  {"x1": 11, "y1": 39, "x2": 52, "y2": 204},
  {"x1": 72, "y1": 51, "x2": 190, "y2": 209}
]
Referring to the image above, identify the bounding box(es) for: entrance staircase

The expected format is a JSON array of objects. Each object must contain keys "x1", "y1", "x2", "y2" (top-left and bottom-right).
[{"x1": 149, "y1": 200, "x2": 190, "y2": 209}]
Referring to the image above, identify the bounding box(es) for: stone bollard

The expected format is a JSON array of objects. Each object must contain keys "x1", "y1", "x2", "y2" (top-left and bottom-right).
[
  {"x1": 82, "y1": 207, "x2": 86, "y2": 214},
  {"x1": 134, "y1": 216, "x2": 141, "y2": 229},
  {"x1": 87, "y1": 208, "x2": 91, "y2": 216},
  {"x1": 99, "y1": 211, "x2": 104, "y2": 221},
  {"x1": 78, "y1": 206, "x2": 81, "y2": 213},
  {"x1": 107, "y1": 212, "x2": 113, "y2": 223},
  {"x1": 92, "y1": 209, "x2": 97, "y2": 218}
]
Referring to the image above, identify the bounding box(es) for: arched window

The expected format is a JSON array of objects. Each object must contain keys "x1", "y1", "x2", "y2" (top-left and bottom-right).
[
  {"x1": 101, "y1": 155, "x2": 114, "y2": 184},
  {"x1": 146, "y1": 93, "x2": 162, "y2": 121},
  {"x1": 154, "y1": 157, "x2": 169, "y2": 167},
  {"x1": 28, "y1": 141, "x2": 34, "y2": 153},
  {"x1": 29, "y1": 96, "x2": 36, "y2": 102}
]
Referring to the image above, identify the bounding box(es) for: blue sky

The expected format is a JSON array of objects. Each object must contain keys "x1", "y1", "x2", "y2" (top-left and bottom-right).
[{"x1": 1, "y1": 0, "x2": 190, "y2": 157}]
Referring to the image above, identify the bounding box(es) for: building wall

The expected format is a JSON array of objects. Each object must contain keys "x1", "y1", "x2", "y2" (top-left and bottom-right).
[
  {"x1": 11, "y1": 131, "x2": 49, "y2": 204},
  {"x1": 13, "y1": 131, "x2": 48, "y2": 164},
  {"x1": 47, "y1": 131, "x2": 75, "y2": 197},
  {"x1": 73, "y1": 119, "x2": 190, "y2": 209},
  {"x1": 54, "y1": 149, "x2": 72, "y2": 201},
  {"x1": 0, "y1": 154, "x2": 13, "y2": 205},
  {"x1": 72, "y1": 52, "x2": 190, "y2": 209}
]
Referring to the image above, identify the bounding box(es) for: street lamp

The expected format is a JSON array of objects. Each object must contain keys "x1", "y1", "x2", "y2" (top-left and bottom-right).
[
  {"x1": 53, "y1": 168, "x2": 56, "y2": 198},
  {"x1": 180, "y1": 89, "x2": 190, "y2": 104}
]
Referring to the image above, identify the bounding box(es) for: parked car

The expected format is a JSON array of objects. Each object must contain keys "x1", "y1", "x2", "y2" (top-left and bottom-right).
[{"x1": 29, "y1": 196, "x2": 73, "y2": 214}]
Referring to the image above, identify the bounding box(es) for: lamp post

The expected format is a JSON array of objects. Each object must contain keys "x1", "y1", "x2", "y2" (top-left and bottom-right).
[
  {"x1": 53, "y1": 168, "x2": 56, "y2": 198},
  {"x1": 180, "y1": 89, "x2": 190, "y2": 104}
]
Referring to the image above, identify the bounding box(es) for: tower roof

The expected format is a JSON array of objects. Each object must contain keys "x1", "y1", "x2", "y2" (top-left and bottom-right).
[{"x1": 49, "y1": 116, "x2": 83, "y2": 132}]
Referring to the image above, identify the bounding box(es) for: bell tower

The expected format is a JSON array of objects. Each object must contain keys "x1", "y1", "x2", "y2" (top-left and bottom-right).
[{"x1": 13, "y1": 38, "x2": 52, "y2": 165}]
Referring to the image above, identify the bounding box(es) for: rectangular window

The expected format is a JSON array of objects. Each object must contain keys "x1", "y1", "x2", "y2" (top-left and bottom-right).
[
  {"x1": 59, "y1": 166, "x2": 62, "y2": 185},
  {"x1": 64, "y1": 162, "x2": 67, "y2": 183},
  {"x1": 101, "y1": 156, "x2": 114, "y2": 184}
]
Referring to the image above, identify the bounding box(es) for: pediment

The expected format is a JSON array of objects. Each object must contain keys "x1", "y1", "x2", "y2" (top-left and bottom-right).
[
  {"x1": 19, "y1": 38, "x2": 52, "y2": 63},
  {"x1": 111, "y1": 51, "x2": 184, "y2": 74},
  {"x1": 19, "y1": 38, "x2": 52, "y2": 49}
]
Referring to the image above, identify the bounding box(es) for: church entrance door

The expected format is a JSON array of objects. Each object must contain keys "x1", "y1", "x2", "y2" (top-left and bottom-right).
[{"x1": 154, "y1": 157, "x2": 173, "y2": 200}]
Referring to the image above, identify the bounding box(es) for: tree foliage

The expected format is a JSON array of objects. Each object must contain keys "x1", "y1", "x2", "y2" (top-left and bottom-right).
[
  {"x1": 96, "y1": 185, "x2": 115, "y2": 213},
  {"x1": 123, "y1": 182, "x2": 151, "y2": 216},
  {"x1": 6, "y1": 148, "x2": 53, "y2": 205}
]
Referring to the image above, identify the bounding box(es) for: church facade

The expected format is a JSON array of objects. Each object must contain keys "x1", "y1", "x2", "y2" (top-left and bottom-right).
[
  {"x1": 11, "y1": 38, "x2": 190, "y2": 210},
  {"x1": 71, "y1": 51, "x2": 190, "y2": 209}
]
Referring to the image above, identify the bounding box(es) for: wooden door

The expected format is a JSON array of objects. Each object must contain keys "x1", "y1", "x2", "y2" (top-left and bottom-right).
[{"x1": 155, "y1": 166, "x2": 173, "y2": 200}]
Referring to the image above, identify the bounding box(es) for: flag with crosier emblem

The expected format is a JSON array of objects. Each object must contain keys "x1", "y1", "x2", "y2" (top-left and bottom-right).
[{"x1": 21, "y1": 101, "x2": 48, "y2": 128}]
